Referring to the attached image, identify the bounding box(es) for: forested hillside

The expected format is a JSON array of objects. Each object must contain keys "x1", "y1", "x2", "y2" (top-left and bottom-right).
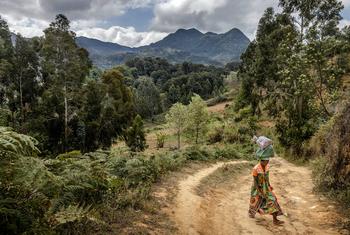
[{"x1": 75, "y1": 27, "x2": 250, "y2": 68}]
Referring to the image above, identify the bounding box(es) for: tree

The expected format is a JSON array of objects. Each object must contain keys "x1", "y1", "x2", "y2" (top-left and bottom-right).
[
  {"x1": 236, "y1": 8, "x2": 294, "y2": 115},
  {"x1": 125, "y1": 115, "x2": 147, "y2": 152},
  {"x1": 304, "y1": 0, "x2": 344, "y2": 116},
  {"x1": 134, "y1": 77, "x2": 162, "y2": 120},
  {"x1": 40, "y1": 14, "x2": 91, "y2": 152},
  {"x1": 272, "y1": 33, "x2": 317, "y2": 152},
  {"x1": 99, "y1": 68, "x2": 135, "y2": 148},
  {"x1": 9, "y1": 34, "x2": 40, "y2": 129},
  {"x1": 236, "y1": 1, "x2": 346, "y2": 154},
  {"x1": 0, "y1": 15, "x2": 13, "y2": 107},
  {"x1": 186, "y1": 95, "x2": 209, "y2": 144},
  {"x1": 167, "y1": 84, "x2": 181, "y2": 105},
  {"x1": 80, "y1": 80, "x2": 104, "y2": 152},
  {"x1": 165, "y1": 103, "x2": 188, "y2": 149}
]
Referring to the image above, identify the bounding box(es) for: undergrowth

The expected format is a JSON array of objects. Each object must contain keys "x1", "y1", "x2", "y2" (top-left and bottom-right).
[{"x1": 0, "y1": 127, "x2": 253, "y2": 235}]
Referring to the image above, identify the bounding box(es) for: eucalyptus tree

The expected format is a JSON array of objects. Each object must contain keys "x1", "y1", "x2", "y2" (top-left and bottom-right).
[{"x1": 40, "y1": 14, "x2": 91, "y2": 152}]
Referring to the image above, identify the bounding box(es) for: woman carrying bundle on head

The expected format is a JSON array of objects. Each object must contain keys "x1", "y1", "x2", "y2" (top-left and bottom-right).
[{"x1": 248, "y1": 136, "x2": 284, "y2": 225}]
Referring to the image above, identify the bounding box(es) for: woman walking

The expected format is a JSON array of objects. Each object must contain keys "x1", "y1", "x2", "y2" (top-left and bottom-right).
[{"x1": 248, "y1": 138, "x2": 284, "y2": 225}]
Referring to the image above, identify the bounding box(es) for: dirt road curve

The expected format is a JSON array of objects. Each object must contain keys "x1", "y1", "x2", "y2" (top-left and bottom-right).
[{"x1": 170, "y1": 158, "x2": 345, "y2": 235}]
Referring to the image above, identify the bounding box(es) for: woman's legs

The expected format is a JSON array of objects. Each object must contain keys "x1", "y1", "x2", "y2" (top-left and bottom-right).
[{"x1": 272, "y1": 212, "x2": 284, "y2": 225}]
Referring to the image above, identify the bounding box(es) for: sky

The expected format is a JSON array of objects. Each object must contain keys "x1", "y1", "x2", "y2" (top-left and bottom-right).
[{"x1": 1, "y1": 0, "x2": 349, "y2": 47}]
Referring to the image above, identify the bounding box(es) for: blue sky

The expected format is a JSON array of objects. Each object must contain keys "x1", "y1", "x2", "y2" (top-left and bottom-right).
[{"x1": 1, "y1": 0, "x2": 349, "y2": 47}]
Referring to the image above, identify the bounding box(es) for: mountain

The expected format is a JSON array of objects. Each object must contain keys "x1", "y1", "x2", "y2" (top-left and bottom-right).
[
  {"x1": 76, "y1": 28, "x2": 250, "y2": 68},
  {"x1": 75, "y1": 36, "x2": 135, "y2": 55},
  {"x1": 148, "y1": 28, "x2": 204, "y2": 51}
]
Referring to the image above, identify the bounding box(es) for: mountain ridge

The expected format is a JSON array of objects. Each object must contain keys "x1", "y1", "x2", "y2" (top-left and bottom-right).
[{"x1": 75, "y1": 27, "x2": 250, "y2": 68}]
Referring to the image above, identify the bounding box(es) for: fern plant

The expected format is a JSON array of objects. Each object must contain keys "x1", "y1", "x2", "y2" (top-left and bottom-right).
[{"x1": 0, "y1": 126, "x2": 40, "y2": 158}]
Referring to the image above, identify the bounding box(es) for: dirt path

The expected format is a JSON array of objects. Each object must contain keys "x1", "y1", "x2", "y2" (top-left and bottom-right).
[{"x1": 169, "y1": 157, "x2": 346, "y2": 235}]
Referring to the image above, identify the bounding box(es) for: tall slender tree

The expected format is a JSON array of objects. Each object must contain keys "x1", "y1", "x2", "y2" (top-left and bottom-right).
[
  {"x1": 166, "y1": 103, "x2": 188, "y2": 149},
  {"x1": 9, "y1": 35, "x2": 40, "y2": 129},
  {"x1": 40, "y1": 14, "x2": 91, "y2": 152},
  {"x1": 0, "y1": 15, "x2": 14, "y2": 107}
]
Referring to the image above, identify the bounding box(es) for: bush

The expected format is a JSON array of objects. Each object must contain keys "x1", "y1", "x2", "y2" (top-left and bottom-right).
[
  {"x1": 206, "y1": 95, "x2": 229, "y2": 107},
  {"x1": 233, "y1": 106, "x2": 253, "y2": 122},
  {"x1": 183, "y1": 145, "x2": 211, "y2": 161},
  {"x1": 57, "y1": 150, "x2": 82, "y2": 160},
  {"x1": 310, "y1": 103, "x2": 350, "y2": 207},
  {"x1": 207, "y1": 123, "x2": 224, "y2": 144},
  {"x1": 156, "y1": 132, "x2": 166, "y2": 149},
  {"x1": 212, "y1": 145, "x2": 241, "y2": 160},
  {"x1": 223, "y1": 125, "x2": 242, "y2": 143},
  {"x1": 125, "y1": 115, "x2": 147, "y2": 152},
  {"x1": 0, "y1": 126, "x2": 253, "y2": 234}
]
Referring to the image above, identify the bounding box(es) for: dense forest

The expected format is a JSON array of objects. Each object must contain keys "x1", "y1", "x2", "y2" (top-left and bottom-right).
[
  {"x1": 0, "y1": 14, "x2": 230, "y2": 155},
  {"x1": 0, "y1": 0, "x2": 350, "y2": 234}
]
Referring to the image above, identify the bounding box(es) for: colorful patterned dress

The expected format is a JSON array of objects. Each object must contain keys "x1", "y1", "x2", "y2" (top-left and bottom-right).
[{"x1": 248, "y1": 163, "x2": 283, "y2": 217}]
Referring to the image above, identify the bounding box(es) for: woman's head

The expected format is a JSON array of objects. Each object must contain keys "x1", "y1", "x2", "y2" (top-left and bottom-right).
[{"x1": 260, "y1": 159, "x2": 269, "y2": 167}]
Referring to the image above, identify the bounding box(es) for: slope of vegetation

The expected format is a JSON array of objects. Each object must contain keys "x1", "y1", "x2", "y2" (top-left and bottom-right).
[{"x1": 234, "y1": 0, "x2": 350, "y2": 209}]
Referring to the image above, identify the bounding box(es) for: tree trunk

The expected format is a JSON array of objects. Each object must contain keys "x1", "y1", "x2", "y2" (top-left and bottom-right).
[
  {"x1": 177, "y1": 129, "x2": 181, "y2": 150},
  {"x1": 19, "y1": 71, "x2": 24, "y2": 127},
  {"x1": 316, "y1": 57, "x2": 331, "y2": 116},
  {"x1": 64, "y1": 84, "x2": 68, "y2": 152},
  {"x1": 300, "y1": 16, "x2": 304, "y2": 43}
]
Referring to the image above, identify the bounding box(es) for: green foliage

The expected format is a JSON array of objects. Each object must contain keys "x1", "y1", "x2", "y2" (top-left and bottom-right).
[
  {"x1": 236, "y1": 1, "x2": 347, "y2": 155},
  {"x1": 134, "y1": 77, "x2": 162, "y2": 120},
  {"x1": 125, "y1": 57, "x2": 226, "y2": 107},
  {"x1": 165, "y1": 102, "x2": 188, "y2": 149},
  {"x1": 0, "y1": 126, "x2": 40, "y2": 157},
  {"x1": 185, "y1": 95, "x2": 210, "y2": 144},
  {"x1": 0, "y1": 123, "x2": 255, "y2": 234},
  {"x1": 156, "y1": 132, "x2": 166, "y2": 149},
  {"x1": 207, "y1": 121, "x2": 224, "y2": 144},
  {"x1": 98, "y1": 68, "x2": 135, "y2": 148},
  {"x1": 0, "y1": 15, "x2": 139, "y2": 155},
  {"x1": 311, "y1": 103, "x2": 350, "y2": 207},
  {"x1": 40, "y1": 14, "x2": 91, "y2": 151},
  {"x1": 125, "y1": 115, "x2": 147, "y2": 152},
  {"x1": 223, "y1": 125, "x2": 243, "y2": 144},
  {"x1": 57, "y1": 150, "x2": 82, "y2": 160}
]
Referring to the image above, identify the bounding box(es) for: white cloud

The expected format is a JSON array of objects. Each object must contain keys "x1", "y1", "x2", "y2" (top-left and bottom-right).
[
  {"x1": 76, "y1": 26, "x2": 168, "y2": 47},
  {"x1": 151, "y1": 0, "x2": 278, "y2": 39},
  {"x1": 340, "y1": 19, "x2": 350, "y2": 28},
  {"x1": 1, "y1": 0, "x2": 168, "y2": 47},
  {"x1": 2, "y1": 14, "x2": 48, "y2": 38},
  {"x1": 2, "y1": 0, "x2": 349, "y2": 45}
]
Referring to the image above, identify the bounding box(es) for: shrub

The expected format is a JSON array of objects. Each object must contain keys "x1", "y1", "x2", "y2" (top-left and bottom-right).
[
  {"x1": 125, "y1": 115, "x2": 147, "y2": 152},
  {"x1": 207, "y1": 123, "x2": 224, "y2": 144},
  {"x1": 182, "y1": 145, "x2": 211, "y2": 161},
  {"x1": 57, "y1": 150, "x2": 82, "y2": 160},
  {"x1": 310, "y1": 103, "x2": 350, "y2": 207},
  {"x1": 206, "y1": 95, "x2": 229, "y2": 106},
  {"x1": 233, "y1": 106, "x2": 253, "y2": 122},
  {"x1": 212, "y1": 145, "x2": 241, "y2": 160},
  {"x1": 223, "y1": 125, "x2": 241, "y2": 143},
  {"x1": 156, "y1": 132, "x2": 166, "y2": 149}
]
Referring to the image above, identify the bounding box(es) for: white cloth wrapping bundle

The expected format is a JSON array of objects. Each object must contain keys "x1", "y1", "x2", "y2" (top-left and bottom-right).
[{"x1": 254, "y1": 136, "x2": 272, "y2": 150}]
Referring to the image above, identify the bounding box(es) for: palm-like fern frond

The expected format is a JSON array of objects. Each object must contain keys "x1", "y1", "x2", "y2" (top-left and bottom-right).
[{"x1": 0, "y1": 126, "x2": 40, "y2": 157}]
